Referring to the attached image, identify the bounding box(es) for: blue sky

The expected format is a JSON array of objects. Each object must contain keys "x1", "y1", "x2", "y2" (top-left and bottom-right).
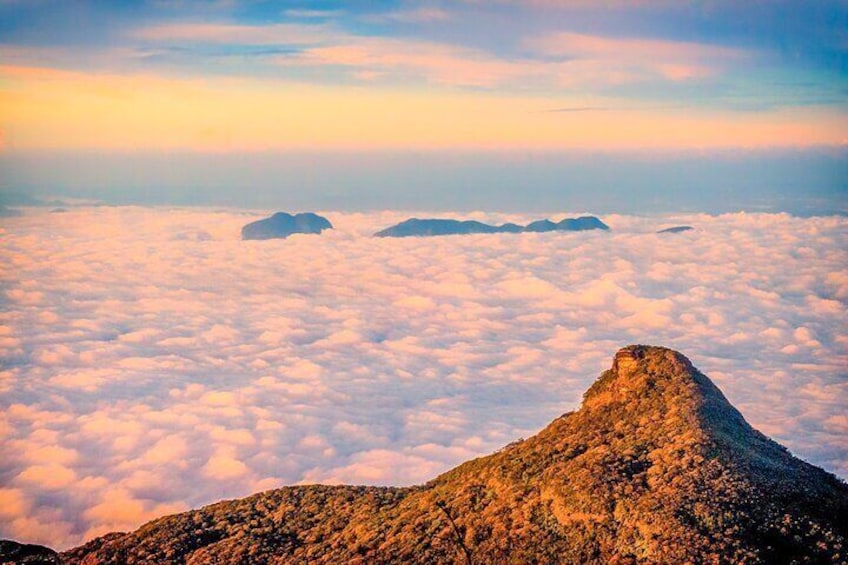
[
  {"x1": 1, "y1": 0, "x2": 844, "y2": 108},
  {"x1": 0, "y1": 1, "x2": 846, "y2": 212}
]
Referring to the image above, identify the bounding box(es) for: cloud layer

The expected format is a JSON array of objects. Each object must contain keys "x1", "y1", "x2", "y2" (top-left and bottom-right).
[{"x1": 1, "y1": 207, "x2": 846, "y2": 549}]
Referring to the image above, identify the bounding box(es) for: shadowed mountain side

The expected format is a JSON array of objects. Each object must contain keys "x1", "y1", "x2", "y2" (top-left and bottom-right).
[
  {"x1": 0, "y1": 540, "x2": 59, "y2": 564},
  {"x1": 61, "y1": 346, "x2": 848, "y2": 564},
  {"x1": 241, "y1": 212, "x2": 333, "y2": 240},
  {"x1": 374, "y1": 216, "x2": 609, "y2": 237}
]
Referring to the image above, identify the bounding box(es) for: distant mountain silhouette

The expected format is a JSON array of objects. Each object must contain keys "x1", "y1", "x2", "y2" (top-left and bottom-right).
[
  {"x1": 46, "y1": 345, "x2": 847, "y2": 564},
  {"x1": 374, "y1": 216, "x2": 609, "y2": 237},
  {"x1": 241, "y1": 212, "x2": 333, "y2": 240},
  {"x1": 657, "y1": 225, "x2": 693, "y2": 234},
  {"x1": 524, "y1": 217, "x2": 609, "y2": 233}
]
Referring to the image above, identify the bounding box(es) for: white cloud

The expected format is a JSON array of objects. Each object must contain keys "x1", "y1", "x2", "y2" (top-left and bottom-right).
[
  {"x1": 202, "y1": 448, "x2": 251, "y2": 481},
  {"x1": 0, "y1": 489, "x2": 30, "y2": 518},
  {"x1": 0, "y1": 206, "x2": 845, "y2": 550},
  {"x1": 16, "y1": 464, "x2": 78, "y2": 490}
]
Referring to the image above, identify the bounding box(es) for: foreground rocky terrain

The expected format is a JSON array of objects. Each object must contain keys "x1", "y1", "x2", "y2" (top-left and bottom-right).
[
  {"x1": 0, "y1": 540, "x2": 59, "y2": 564},
  {"x1": 5, "y1": 345, "x2": 846, "y2": 564}
]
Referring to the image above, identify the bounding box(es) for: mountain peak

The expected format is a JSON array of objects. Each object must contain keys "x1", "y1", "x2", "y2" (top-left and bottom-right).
[
  {"x1": 49, "y1": 345, "x2": 848, "y2": 564},
  {"x1": 611, "y1": 344, "x2": 693, "y2": 376},
  {"x1": 580, "y1": 345, "x2": 767, "y2": 461},
  {"x1": 582, "y1": 344, "x2": 699, "y2": 409},
  {"x1": 241, "y1": 212, "x2": 333, "y2": 240}
]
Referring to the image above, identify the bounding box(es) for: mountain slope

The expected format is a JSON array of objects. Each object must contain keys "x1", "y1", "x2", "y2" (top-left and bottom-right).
[
  {"x1": 373, "y1": 216, "x2": 609, "y2": 237},
  {"x1": 0, "y1": 540, "x2": 59, "y2": 564},
  {"x1": 241, "y1": 212, "x2": 333, "y2": 240},
  {"x1": 63, "y1": 345, "x2": 848, "y2": 564}
]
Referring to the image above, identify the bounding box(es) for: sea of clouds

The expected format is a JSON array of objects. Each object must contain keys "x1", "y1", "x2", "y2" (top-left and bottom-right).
[{"x1": 1, "y1": 206, "x2": 846, "y2": 549}]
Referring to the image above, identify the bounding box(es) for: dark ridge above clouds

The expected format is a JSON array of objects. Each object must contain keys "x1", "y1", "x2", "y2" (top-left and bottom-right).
[
  {"x1": 374, "y1": 216, "x2": 609, "y2": 237},
  {"x1": 50, "y1": 345, "x2": 848, "y2": 565},
  {"x1": 657, "y1": 225, "x2": 694, "y2": 233},
  {"x1": 241, "y1": 212, "x2": 333, "y2": 240}
]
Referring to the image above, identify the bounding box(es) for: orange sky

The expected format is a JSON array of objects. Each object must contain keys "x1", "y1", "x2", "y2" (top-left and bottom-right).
[{"x1": 1, "y1": 65, "x2": 845, "y2": 151}]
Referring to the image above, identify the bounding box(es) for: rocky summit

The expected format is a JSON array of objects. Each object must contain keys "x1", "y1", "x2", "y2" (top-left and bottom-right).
[
  {"x1": 240, "y1": 212, "x2": 333, "y2": 240},
  {"x1": 13, "y1": 345, "x2": 845, "y2": 564}
]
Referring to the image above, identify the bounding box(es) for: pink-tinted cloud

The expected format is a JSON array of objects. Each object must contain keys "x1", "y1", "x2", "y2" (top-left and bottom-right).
[
  {"x1": 288, "y1": 38, "x2": 537, "y2": 88},
  {"x1": 525, "y1": 32, "x2": 743, "y2": 82},
  {"x1": 132, "y1": 22, "x2": 731, "y2": 89},
  {"x1": 364, "y1": 7, "x2": 451, "y2": 23}
]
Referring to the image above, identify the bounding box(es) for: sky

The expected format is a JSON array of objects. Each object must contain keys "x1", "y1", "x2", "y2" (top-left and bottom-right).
[
  {"x1": 1, "y1": 207, "x2": 846, "y2": 550},
  {"x1": 0, "y1": 0, "x2": 846, "y2": 151},
  {"x1": 0, "y1": 0, "x2": 846, "y2": 212}
]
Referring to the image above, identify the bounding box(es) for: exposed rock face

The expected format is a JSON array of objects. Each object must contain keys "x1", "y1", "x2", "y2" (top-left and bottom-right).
[
  {"x1": 657, "y1": 225, "x2": 693, "y2": 234},
  {"x1": 0, "y1": 540, "x2": 59, "y2": 564},
  {"x1": 241, "y1": 212, "x2": 333, "y2": 240},
  {"x1": 61, "y1": 345, "x2": 848, "y2": 564},
  {"x1": 375, "y1": 216, "x2": 609, "y2": 237}
]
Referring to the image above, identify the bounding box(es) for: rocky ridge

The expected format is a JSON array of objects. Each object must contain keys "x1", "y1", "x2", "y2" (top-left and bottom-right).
[{"x1": 374, "y1": 216, "x2": 609, "y2": 237}]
